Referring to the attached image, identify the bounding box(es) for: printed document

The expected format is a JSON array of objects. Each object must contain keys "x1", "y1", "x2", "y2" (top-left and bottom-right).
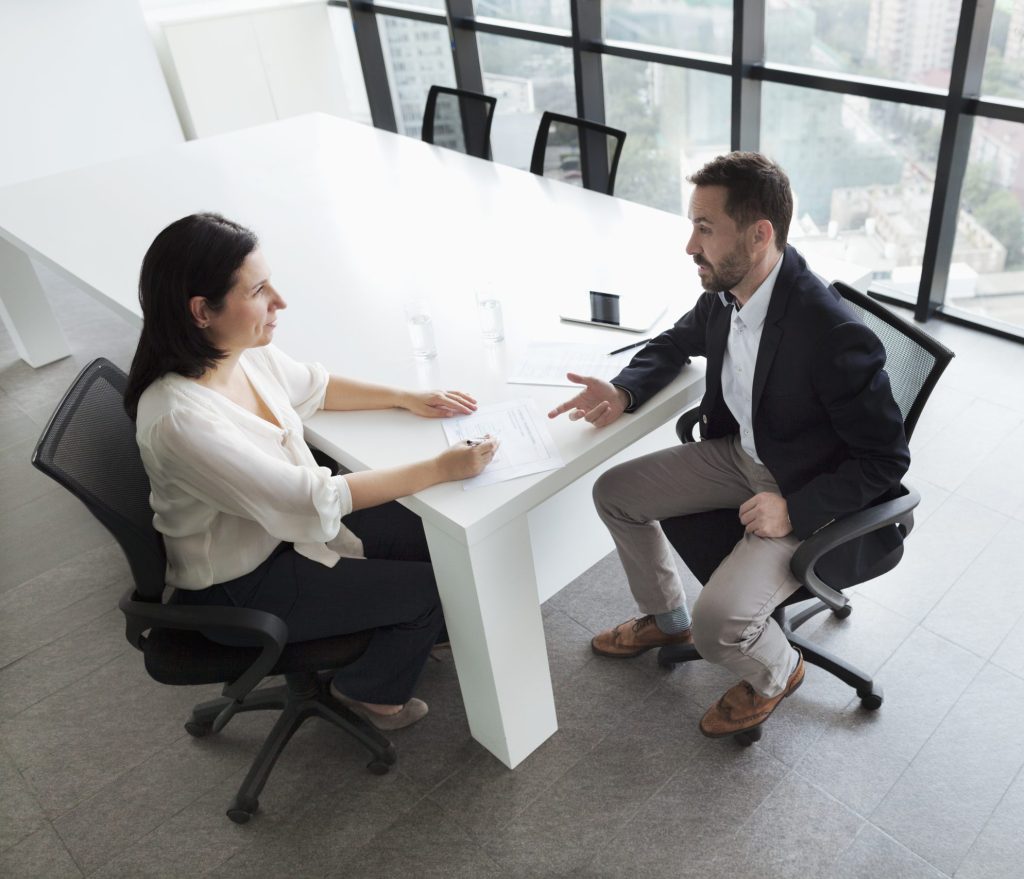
[
  {"x1": 507, "y1": 342, "x2": 634, "y2": 387},
  {"x1": 442, "y1": 399, "x2": 563, "y2": 489}
]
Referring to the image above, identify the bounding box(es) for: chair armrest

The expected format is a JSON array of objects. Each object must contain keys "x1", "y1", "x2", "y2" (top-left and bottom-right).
[
  {"x1": 789, "y1": 484, "x2": 921, "y2": 612},
  {"x1": 118, "y1": 589, "x2": 288, "y2": 702},
  {"x1": 676, "y1": 407, "x2": 700, "y2": 444}
]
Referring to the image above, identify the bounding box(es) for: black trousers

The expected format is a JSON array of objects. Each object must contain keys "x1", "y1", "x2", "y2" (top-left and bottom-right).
[{"x1": 172, "y1": 502, "x2": 444, "y2": 704}]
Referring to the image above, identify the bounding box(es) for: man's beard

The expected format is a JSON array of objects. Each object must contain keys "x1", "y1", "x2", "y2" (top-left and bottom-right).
[{"x1": 695, "y1": 243, "x2": 752, "y2": 293}]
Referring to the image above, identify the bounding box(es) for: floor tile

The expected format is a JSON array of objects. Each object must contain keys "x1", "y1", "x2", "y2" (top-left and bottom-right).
[
  {"x1": 711, "y1": 772, "x2": 863, "y2": 879},
  {"x1": 0, "y1": 822, "x2": 82, "y2": 879},
  {"x1": 0, "y1": 743, "x2": 47, "y2": 853},
  {"x1": 908, "y1": 398, "x2": 1022, "y2": 492},
  {"x1": 0, "y1": 490, "x2": 113, "y2": 598},
  {"x1": 0, "y1": 390, "x2": 40, "y2": 454},
  {"x1": 954, "y1": 765, "x2": 1024, "y2": 879},
  {"x1": 955, "y1": 420, "x2": 1024, "y2": 519},
  {"x1": 825, "y1": 824, "x2": 947, "y2": 879},
  {"x1": 871, "y1": 663, "x2": 1024, "y2": 875},
  {"x1": 923, "y1": 517, "x2": 1024, "y2": 659},
  {"x1": 797, "y1": 627, "x2": 983, "y2": 816},
  {"x1": 856, "y1": 494, "x2": 1007, "y2": 623}
]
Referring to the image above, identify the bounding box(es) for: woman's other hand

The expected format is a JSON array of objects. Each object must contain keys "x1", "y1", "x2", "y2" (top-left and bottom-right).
[
  {"x1": 436, "y1": 436, "x2": 499, "y2": 481},
  {"x1": 402, "y1": 390, "x2": 478, "y2": 418}
]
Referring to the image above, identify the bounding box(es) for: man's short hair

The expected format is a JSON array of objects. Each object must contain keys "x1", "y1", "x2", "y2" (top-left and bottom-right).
[{"x1": 687, "y1": 152, "x2": 794, "y2": 250}]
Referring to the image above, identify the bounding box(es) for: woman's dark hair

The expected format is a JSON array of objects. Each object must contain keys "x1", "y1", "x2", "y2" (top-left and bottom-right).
[
  {"x1": 124, "y1": 213, "x2": 258, "y2": 418},
  {"x1": 687, "y1": 152, "x2": 794, "y2": 250}
]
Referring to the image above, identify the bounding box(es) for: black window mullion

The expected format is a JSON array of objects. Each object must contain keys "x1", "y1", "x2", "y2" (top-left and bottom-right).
[
  {"x1": 339, "y1": 0, "x2": 398, "y2": 131},
  {"x1": 571, "y1": 0, "x2": 610, "y2": 194},
  {"x1": 446, "y1": 0, "x2": 484, "y2": 93},
  {"x1": 916, "y1": 0, "x2": 995, "y2": 322},
  {"x1": 732, "y1": 0, "x2": 764, "y2": 151}
]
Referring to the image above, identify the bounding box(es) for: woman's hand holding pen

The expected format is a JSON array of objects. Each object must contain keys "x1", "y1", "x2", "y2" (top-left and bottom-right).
[
  {"x1": 436, "y1": 435, "x2": 499, "y2": 480},
  {"x1": 401, "y1": 389, "x2": 478, "y2": 418}
]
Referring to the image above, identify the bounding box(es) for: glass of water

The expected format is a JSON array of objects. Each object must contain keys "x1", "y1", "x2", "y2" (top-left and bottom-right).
[
  {"x1": 475, "y1": 290, "x2": 504, "y2": 342},
  {"x1": 404, "y1": 299, "x2": 437, "y2": 359}
]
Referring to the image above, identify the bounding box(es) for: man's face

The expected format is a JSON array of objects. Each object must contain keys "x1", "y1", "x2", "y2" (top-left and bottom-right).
[{"x1": 685, "y1": 185, "x2": 753, "y2": 293}]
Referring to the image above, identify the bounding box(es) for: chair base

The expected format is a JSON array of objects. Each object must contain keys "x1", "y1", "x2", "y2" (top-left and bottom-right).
[
  {"x1": 656, "y1": 601, "x2": 884, "y2": 742},
  {"x1": 187, "y1": 671, "x2": 396, "y2": 823}
]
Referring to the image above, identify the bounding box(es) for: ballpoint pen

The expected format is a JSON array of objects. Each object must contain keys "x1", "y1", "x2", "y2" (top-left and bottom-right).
[
  {"x1": 608, "y1": 338, "x2": 651, "y2": 356},
  {"x1": 464, "y1": 436, "x2": 490, "y2": 447}
]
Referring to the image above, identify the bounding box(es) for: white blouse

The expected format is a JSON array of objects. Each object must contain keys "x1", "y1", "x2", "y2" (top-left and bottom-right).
[{"x1": 135, "y1": 345, "x2": 364, "y2": 590}]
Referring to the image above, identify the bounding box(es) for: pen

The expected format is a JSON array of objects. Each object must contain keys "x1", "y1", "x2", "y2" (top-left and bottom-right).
[
  {"x1": 465, "y1": 436, "x2": 490, "y2": 447},
  {"x1": 608, "y1": 338, "x2": 651, "y2": 356}
]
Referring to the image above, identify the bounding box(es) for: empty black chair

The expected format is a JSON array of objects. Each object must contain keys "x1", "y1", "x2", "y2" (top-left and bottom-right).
[
  {"x1": 422, "y1": 85, "x2": 497, "y2": 160},
  {"x1": 31, "y1": 358, "x2": 395, "y2": 823},
  {"x1": 657, "y1": 282, "x2": 954, "y2": 744},
  {"x1": 529, "y1": 111, "x2": 626, "y2": 195}
]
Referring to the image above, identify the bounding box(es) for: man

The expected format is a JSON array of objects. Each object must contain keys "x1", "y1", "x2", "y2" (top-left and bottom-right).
[{"x1": 548, "y1": 152, "x2": 909, "y2": 738}]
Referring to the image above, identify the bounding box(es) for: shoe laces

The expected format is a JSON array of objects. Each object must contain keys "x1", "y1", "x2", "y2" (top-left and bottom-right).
[{"x1": 632, "y1": 615, "x2": 656, "y2": 633}]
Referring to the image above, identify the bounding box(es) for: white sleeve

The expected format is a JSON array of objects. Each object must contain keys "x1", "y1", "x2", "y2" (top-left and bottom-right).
[
  {"x1": 149, "y1": 407, "x2": 352, "y2": 543},
  {"x1": 260, "y1": 344, "x2": 329, "y2": 420}
]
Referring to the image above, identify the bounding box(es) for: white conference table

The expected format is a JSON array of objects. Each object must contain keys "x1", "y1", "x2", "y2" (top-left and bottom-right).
[{"x1": 0, "y1": 113, "x2": 867, "y2": 767}]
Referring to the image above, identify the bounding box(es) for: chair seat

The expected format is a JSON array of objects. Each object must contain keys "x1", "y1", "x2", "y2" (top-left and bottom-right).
[{"x1": 144, "y1": 627, "x2": 374, "y2": 686}]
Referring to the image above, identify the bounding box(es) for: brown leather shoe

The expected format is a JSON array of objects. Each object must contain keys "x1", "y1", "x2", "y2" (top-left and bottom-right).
[
  {"x1": 591, "y1": 615, "x2": 693, "y2": 658},
  {"x1": 699, "y1": 651, "x2": 805, "y2": 738}
]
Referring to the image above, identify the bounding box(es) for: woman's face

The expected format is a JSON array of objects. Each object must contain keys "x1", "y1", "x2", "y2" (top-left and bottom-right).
[{"x1": 202, "y1": 249, "x2": 287, "y2": 354}]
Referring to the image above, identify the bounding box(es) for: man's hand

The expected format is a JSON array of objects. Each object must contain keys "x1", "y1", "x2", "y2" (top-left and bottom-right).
[
  {"x1": 547, "y1": 374, "x2": 628, "y2": 428},
  {"x1": 739, "y1": 492, "x2": 793, "y2": 538}
]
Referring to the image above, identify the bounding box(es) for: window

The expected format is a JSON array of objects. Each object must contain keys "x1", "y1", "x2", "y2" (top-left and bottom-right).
[
  {"x1": 603, "y1": 56, "x2": 729, "y2": 214},
  {"x1": 760, "y1": 83, "x2": 943, "y2": 287},
  {"x1": 476, "y1": 34, "x2": 575, "y2": 169},
  {"x1": 982, "y1": 0, "x2": 1024, "y2": 98},
  {"x1": 474, "y1": 0, "x2": 571, "y2": 30},
  {"x1": 603, "y1": 0, "x2": 732, "y2": 56},
  {"x1": 379, "y1": 16, "x2": 456, "y2": 138},
  {"x1": 949, "y1": 120, "x2": 1024, "y2": 329},
  {"x1": 766, "y1": 0, "x2": 962, "y2": 88}
]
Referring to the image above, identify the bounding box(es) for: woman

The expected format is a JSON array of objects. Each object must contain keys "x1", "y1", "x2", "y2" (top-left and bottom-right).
[{"x1": 125, "y1": 213, "x2": 497, "y2": 730}]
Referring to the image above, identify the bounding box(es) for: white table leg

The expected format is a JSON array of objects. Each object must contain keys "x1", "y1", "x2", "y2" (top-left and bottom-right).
[
  {"x1": 0, "y1": 238, "x2": 71, "y2": 367},
  {"x1": 423, "y1": 514, "x2": 557, "y2": 768}
]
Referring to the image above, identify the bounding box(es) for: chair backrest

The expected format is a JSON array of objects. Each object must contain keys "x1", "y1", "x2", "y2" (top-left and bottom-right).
[
  {"x1": 421, "y1": 85, "x2": 497, "y2": 160},
  {"x1": 832, "y1": 281, "x2": 955, "y2": 442},
  {"x1": 31, "y1": 358, "x2": 167, "y2": 601},
  {"x1": 529, "y1": 111, "x2": 626, "y2": 196}
]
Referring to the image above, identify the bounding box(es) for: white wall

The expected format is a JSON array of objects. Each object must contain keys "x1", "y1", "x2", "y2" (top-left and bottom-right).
[{"x1": 0, "y1": 0, "x2": 183, "y2": 187}]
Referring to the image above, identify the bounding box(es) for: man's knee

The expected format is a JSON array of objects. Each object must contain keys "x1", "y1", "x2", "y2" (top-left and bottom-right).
[
  {"x1": 691, "y1": 592, "x2": 751, "y2": 662},
  {"x1": 593, "y1": 460, "x2": 647, "y2": 521}
]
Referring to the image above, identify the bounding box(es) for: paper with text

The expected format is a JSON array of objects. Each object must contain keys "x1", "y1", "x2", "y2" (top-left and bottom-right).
[
  {"x1": 442, "y1": 399, "x2": 564, "y2": 489},
  {"x1": 507, "y1": 342, "x2": 634, "y2": 387}
]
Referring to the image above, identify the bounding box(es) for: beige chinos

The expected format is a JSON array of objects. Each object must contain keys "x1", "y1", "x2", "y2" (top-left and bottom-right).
[{"x1": 593, "y1": 433, "x2": 801, "y2": 697}]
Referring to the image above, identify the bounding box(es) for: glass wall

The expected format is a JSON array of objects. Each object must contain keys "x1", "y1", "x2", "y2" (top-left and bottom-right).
[
  {"x1": 603, "y1": 0, "x2": 732, "y2": 56},
  {"x1": 332, "y1": 0, "x2": 1024, "y2": 338},
  {"x1": 477, "y1": 34, "x2": 575, "y2": 168},
  {"x1": 603, "y1": 57, "x2": 729, "y2": 214}
]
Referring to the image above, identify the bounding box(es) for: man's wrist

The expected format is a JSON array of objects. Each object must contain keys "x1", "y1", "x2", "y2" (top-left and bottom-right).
[{"x1": 611, "y1": 384, "x2": 634, "y2": 412}]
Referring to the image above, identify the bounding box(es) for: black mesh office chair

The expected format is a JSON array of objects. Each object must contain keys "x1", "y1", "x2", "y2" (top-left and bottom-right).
[
  {"x1": 31, "y1": 358, "x2": 395, "y2": 823},
  {"x1": 422, "y1": 85, "x2": 497, "y2": 160},
  {"x1": 529, "y1": 111, "x2": 626, "y2": 196},
  {"x1": 657, "y1": 282, "x2": 954, "y2": 744}
]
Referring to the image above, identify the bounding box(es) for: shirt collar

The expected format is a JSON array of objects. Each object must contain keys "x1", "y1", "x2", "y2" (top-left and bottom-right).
[{"x1": 716, "y1": 251, "x2": 784, "y2": 332}]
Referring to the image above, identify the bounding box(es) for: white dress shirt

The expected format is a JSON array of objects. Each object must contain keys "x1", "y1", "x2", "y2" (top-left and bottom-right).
[
  {"x1": 718, "y1": 254, "x2": 783, "y2": 464},
  {"x1": 135, "y1": 345, "x2": 363, "y2": 590}
]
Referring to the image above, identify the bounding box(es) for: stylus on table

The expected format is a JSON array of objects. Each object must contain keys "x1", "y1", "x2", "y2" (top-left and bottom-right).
[{"x1": 608, "y1": 338, "x2": 651, "y2": 356}]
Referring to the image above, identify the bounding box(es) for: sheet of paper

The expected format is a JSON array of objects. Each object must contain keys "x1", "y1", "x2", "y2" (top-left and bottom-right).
[
  {"x1": 442, "y1": 399, "x2": 563, "y2": 489},
  {"x1": 507, "y1": 341, "x2": 635, "y2": 387}
]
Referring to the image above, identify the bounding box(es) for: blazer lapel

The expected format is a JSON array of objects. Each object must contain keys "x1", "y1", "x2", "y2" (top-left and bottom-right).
[
  {"x1": 703, "y1": 297, "x2": 732, "y2": 403},
  {"x1": 751, "y1": 246, "x2": 796, "y2": 412}
]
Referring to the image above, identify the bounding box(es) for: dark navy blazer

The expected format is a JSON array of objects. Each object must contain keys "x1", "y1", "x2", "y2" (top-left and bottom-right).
[{"x1": 612, "y1": 245, "x2": 911, "y2": 584}]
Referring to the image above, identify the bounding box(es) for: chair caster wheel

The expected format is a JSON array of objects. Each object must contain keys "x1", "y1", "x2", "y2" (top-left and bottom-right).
[
  {"x1": 185, "y1": 719, "x2": 213, "y2": 738},
  {"x1": 734, "y1": 725, "x2": 763, "y2": 747},
  {"x1": 226, "y1": 796, "x2": 257, "y2": 824},
  {"x1": 858, "y1": 688, "x2": 883, "y2": 710},
  {"x1": 833, "y1": 604, "x2": 853, "y2": 620},
  {"x1": 657, "y1": 657, "x2": 678, "y2": 670},
  {"x1": 367, "y1": 760, "x2": 391, "y2": 776}
]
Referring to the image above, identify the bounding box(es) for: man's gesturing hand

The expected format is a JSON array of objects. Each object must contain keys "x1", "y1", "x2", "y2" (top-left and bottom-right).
[
  {"x1": 547, "y1": 374, "x2": 628, "y2": 428},
  {"x1": 738, "y1": 492, "x2": 793, "y2": 539}
]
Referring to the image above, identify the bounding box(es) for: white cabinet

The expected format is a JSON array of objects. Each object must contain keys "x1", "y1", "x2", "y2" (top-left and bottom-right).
[{"x1": 159, "y1": 1, "x2": 357, "y2": 139}]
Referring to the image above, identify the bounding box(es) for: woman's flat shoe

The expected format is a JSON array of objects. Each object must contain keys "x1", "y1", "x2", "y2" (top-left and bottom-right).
[{"x1": 330, "y1": 685, "x2": 429, "y2": 730}]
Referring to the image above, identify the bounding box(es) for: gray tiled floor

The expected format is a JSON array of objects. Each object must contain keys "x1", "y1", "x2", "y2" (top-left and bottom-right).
[{"x1": 2, "y1": 264, "x2": 1024, "y2": 878}]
